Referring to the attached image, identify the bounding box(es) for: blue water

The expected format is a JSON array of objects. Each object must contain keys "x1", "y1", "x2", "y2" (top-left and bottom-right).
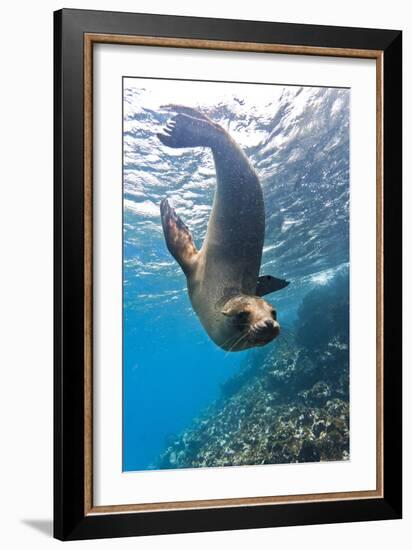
[{"x1": 122, "y1": 78, "x2": 349, "y2": 471}]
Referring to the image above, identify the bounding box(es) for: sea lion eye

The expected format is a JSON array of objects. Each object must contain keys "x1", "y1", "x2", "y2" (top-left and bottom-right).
[
  {"x1": 271, "y1": 309, "x2": 277, "y2": 320},
  {"x1": 237, "y1": 311, "x2": 250, "y2": 324}
]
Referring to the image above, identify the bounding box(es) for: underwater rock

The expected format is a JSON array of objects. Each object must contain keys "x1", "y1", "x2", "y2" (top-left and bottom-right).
[
  {"x1": 157, "y1": 383, "x2": 349, "y2": 469},
  {"x1": 298, "y1": 440, "x2": 321, "y2": 463},
  {"x1": 299, "y1": 381, "x2": 332, "y2": 407},
  {"x1": 296, "y1": 272, "x2": 349, "y2": 354}
]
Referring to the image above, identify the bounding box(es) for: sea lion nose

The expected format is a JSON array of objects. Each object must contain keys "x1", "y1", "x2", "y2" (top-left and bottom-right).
[
  {"x1": 254, "y1": 320, "x2": 279, "y2": 343},
  {"x1": 262, "y1": 319, "x2": 279, "y2": 338},
  {"x1": 268, "y1": 320, "x2": 280, "y2": 336}
]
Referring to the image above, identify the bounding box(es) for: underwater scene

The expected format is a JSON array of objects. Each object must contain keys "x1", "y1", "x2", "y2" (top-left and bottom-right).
[{"x1": 123, "y1": 77, "x2": 350, "y2": 471}]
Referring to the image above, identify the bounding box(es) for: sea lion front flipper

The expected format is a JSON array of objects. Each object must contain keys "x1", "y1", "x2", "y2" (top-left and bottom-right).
[
  {"x1": 160, "y1": 199, "x2": 198, "y2": 276},
  {"x1": 256, "y1": 275, "x2": 290, "y2": 297}
]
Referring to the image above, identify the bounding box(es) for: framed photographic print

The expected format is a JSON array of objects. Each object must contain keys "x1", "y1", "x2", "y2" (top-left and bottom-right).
[{"x1": 54, "y1": 8, "x2": 402, "y2": 541}]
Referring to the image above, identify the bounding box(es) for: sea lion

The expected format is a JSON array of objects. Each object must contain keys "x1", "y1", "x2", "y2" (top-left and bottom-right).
[{"x1": 158, "y1": 105, "x2": 289, "y2": 351}]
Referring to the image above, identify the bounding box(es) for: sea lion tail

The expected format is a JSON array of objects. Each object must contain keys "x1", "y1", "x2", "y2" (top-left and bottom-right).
[{"x1": 157, "y1": 110, "x2": 223, "y2": 149}]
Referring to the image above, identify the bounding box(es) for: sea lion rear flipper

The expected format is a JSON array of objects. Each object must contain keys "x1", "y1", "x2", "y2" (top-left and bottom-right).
[
  {"x1": 160, "y1": 199, "x2": 198, "y2": 276},
  {"x1": 160, "y1": 104, "x2": 212, "y2": 122},
  {"x1": 256, "y1": 275, "x2": 290, "y2": 297},
  {"x1": 157, "y1": 111, "x2": 222, "y2": 149}
]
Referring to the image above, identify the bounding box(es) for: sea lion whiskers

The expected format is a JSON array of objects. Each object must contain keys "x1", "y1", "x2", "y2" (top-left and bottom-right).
[
  {"x1": 224, "y1": 330, "x2": 250, "y2": 357},
  {"x1": 220, "y1": 330, "x2": 248, "y2": 353},
  {"x1": 219, "y1": 333, "x2": 240, "y2": 350}
]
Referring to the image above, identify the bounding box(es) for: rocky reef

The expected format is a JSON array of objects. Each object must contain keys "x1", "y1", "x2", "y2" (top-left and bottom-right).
[{"x1": 156, "y1": 273, "x2": 349, "y2": 469}]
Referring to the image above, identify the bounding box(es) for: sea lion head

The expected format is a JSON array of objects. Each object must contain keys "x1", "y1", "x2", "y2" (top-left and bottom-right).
[{"x1": 220, "y1": 295, "x2": 280, "y2": 351}]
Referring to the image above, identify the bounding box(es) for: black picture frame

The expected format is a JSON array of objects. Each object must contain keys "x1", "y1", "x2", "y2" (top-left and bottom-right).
[{"x1": 54, "y1": 8, "x2": 402, "y2": 541}]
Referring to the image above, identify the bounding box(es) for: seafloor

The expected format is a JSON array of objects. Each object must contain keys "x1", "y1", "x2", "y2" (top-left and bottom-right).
[{"x1": 156, "y1": 275, "x2": 349, "y2": 469}]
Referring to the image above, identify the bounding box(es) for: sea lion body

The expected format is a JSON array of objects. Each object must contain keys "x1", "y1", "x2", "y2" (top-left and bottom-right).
[
  {"x1": 187, "y1": 133, "x2": 265, "y2": 345},
  {"x1": 158, "y1": 106, "x2": 288, "y2": 351}
]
